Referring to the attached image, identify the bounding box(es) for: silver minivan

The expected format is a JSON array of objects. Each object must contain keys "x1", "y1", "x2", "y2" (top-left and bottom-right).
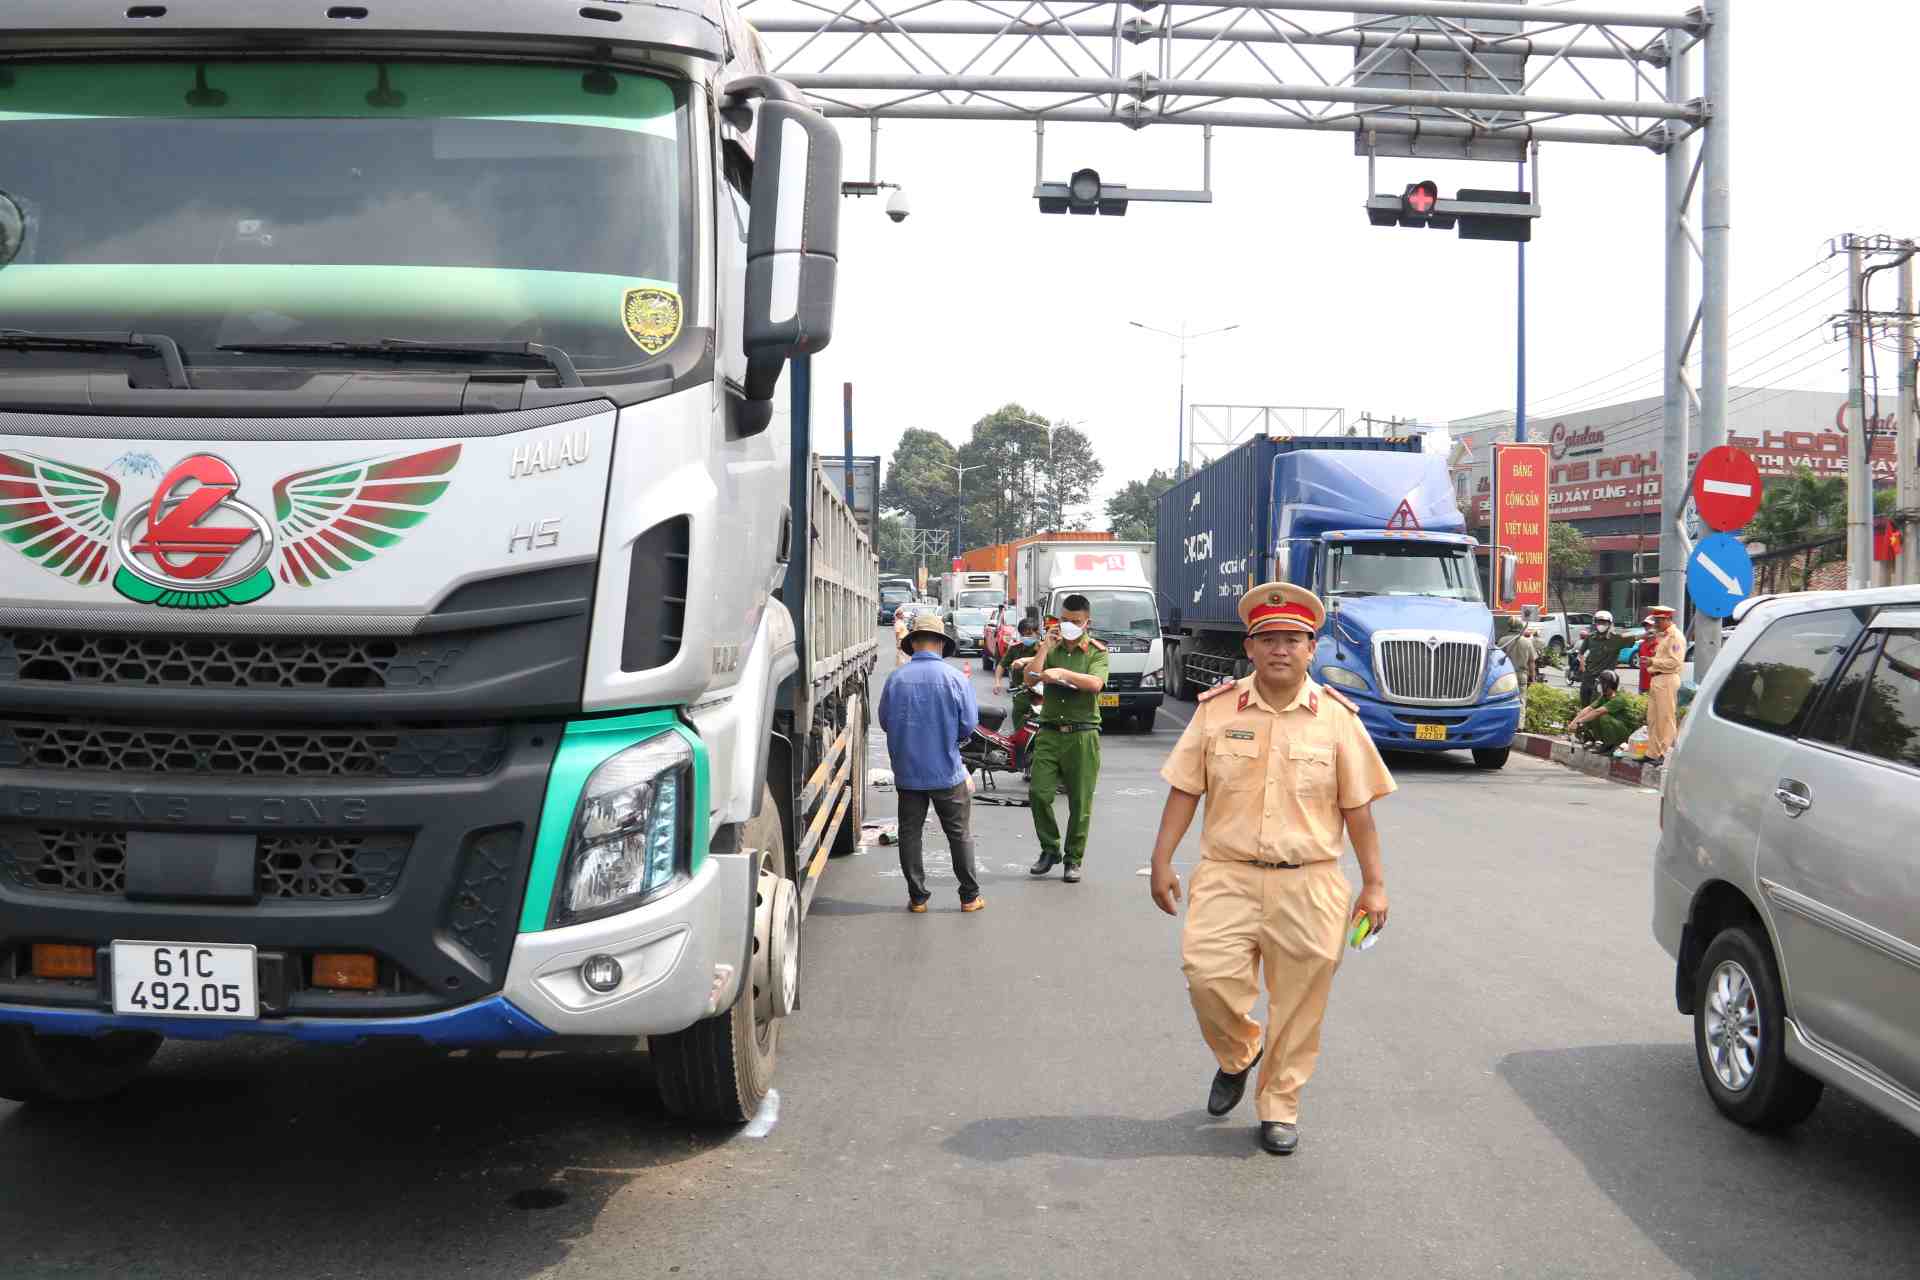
[{"x1": 1653, "y1": 586, "x2": 1920, "y2": 1137}]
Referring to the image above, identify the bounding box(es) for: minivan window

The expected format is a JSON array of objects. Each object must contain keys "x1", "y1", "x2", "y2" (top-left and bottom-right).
[
  {"x1": 1800, "y1": 633, "x2": 1876, "y2": 746},
  {"x1": 1712, "y1": 608, "x2": 1865, "y2": 737},
  {"x1": 1852, "y1": 630, "x2": 1920, "y2": 768}
]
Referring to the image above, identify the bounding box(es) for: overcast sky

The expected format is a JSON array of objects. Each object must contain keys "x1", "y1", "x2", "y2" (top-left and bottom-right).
[{"x1": 771, "y1": 1, "x2": 1920, "y2": 528}]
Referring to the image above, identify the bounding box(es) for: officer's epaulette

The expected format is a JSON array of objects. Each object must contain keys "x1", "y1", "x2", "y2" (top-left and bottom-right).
[
  {"x1": 1319, "y1": 685, "x2": 1359, "y2": 715},
  {"x1": 1088, "y1": 638, "x2": 1109, "y2": 652},
  {"x1": 1196, "y1": 679, "x2": 1238, "y2": 704}
]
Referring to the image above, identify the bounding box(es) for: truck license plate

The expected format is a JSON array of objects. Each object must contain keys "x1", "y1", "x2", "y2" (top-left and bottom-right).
[
  {"x1": 1098, "y1": 694, "x2": 1120, "y2": 708},
  {"x1": 1414, "y1": 723, "x2": 1448, "y2": 742},
  {"x1": 111, "y1": 942, "x2": 257, "y2": 1019}
]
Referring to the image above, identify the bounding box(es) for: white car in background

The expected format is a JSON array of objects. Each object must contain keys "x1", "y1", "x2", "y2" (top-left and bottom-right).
[{"x1": 1534, "y1": 612, "x2": 1596, "y2": 662}]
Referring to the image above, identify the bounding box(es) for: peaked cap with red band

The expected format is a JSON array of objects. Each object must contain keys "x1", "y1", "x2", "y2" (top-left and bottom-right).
[{"x1": 1237, "y1": 581, "x2": 1326, "y2": 636}]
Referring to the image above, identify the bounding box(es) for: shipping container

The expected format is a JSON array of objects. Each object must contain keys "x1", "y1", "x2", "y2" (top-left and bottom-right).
[{"x1": 816, "y1": 453, "x2": 880, "y2": 545}]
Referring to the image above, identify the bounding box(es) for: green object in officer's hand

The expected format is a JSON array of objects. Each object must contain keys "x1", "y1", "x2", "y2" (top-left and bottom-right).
[{"x1": 1348, "y1": 915, "x2": 1377, "y2": 951}]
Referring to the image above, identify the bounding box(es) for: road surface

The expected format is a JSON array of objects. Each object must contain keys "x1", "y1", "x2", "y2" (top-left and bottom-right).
[{"x1": 1, "y1": 631, "x2": 1912, "y2": 1279}]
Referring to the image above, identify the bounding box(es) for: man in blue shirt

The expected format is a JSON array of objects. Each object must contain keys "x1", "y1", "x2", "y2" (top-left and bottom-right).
[{"x1": 877, "y1": 614, "x2": 985, "y2": 913}]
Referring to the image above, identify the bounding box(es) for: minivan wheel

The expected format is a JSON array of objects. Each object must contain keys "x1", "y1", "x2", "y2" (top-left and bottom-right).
[{"x1": 1692, "y1": 927, "x2": 1823, "y2": 1130}]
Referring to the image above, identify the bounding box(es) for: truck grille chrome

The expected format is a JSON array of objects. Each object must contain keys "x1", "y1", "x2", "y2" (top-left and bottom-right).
[{"x1": 1372, "y1": 633, "x2": 1486, "y2": 705}]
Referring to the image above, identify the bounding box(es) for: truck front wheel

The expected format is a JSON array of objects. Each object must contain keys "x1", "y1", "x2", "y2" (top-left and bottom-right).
[
  {"x1": 1472, "y1": 747, "x2": 1511, "y2": 770},
  {"x1": 651, "y1": 787, "x2": 791, "y2": 1124},
  {"x1": 0, "y1": 1026, "x2": 162, "y2": 1104}
]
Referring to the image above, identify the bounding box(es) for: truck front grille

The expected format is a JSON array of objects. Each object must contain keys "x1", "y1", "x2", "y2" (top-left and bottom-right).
[
  {"x1": 0, "y1": 630, "x2": 462, "y2": 691},
  {"x1": 1106, "y1": 672, "x2": 1142, "y2": 690},
  {"x1": 0, "y1": 827, "x2": 409, "y2": 901},
  {"x1": 1375, "y1": 638, "x2": 1484, "y2": 704},
  {"x1": 0, "y1": 719, "x2": 507, "y2": 780}
]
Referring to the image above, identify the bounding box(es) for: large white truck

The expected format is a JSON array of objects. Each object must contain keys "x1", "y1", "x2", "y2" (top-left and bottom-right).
[
  {"x1": 938, "y1": 570, "x2": 1008, "y2": 610},
  {"x1": 0, "y1": 0, "x2": 874, "y2": 1122},
  {"x1": 1013, "y1": 541, "x2": 1164, "y2": 731}
]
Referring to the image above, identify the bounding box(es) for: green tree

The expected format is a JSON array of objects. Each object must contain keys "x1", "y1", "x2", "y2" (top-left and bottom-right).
[
  {"x1": 1547, "y1": 521, "x2": 1593, "y2": 612},
  {"x1": 1105, "y1": 469, "x2": 1179, "y2": 542},
  {"x1": 1747, "y1": 467, "x2": 1847, "y2": 555},
  {"x1": 879, "y1": 428, "x2": 960, "y2": 540},
  {"x1": 874, "y1": 513, "x2": 915, "y2": 579},
  {"x1": 951, "y1": 405, "x2": 1105, "y2": 551}
]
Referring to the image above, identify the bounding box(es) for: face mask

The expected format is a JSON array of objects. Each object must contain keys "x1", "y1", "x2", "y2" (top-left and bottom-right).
[{"x1": 1057, "y1": 621, "x2": 1085, "y2": 642}]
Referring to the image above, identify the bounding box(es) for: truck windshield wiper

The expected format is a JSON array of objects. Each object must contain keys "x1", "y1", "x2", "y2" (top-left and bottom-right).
[
  {"x1": 217, "y1": 338, "x2": 583, "y2": 388},
  {"x1": 0, "y1": 329, "x2": 190, "y2": 389}
]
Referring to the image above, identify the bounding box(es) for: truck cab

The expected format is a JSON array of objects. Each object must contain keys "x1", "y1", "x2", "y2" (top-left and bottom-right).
[
  {"x1": 1018, "y1": 542, "x2": 1164, "y2": 732},
  {"x1": 0, "y1": 0, "x2": 871, "y2": 1121}
]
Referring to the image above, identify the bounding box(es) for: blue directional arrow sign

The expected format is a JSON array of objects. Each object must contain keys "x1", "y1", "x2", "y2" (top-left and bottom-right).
[{"x1": 1687, "y1": 532, "x2": 1755, "y2": 619}]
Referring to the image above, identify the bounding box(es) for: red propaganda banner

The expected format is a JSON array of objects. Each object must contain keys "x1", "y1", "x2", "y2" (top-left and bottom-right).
[{"x1": 1492, "y1": 443, "x2": 1551, "y2": 611}]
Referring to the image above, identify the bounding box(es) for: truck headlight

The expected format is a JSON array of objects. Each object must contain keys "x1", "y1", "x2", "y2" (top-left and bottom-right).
[
  {"x1": 558, "y1": 733, "x2": 692, "y2": 924},
  {"x1": 1489, "y1": 671, "x2": 1520, "y2": 697},
  {"x1": 1141, "y1": 669, "x2": 1162, "y2": 688},
  {"x1": 1319, "y1": 665, "x2": 1369, "y2": 692}
]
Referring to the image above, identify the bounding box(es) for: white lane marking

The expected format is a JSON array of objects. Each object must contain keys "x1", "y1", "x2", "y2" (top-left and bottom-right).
[
  {"x1": 742, "y1": 1088, "x2": 781, "y2": 1138},
  {"x1": 1697, "y1": 548, "x2": 1744, "y2": 595},
  {"x1": 1701, "y1": 478, "x2": 1752, "y2": 498}
]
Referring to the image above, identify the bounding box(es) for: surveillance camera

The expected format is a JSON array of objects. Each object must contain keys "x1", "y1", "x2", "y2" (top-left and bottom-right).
[{"x1": 885, "y1": 188, "x2": 911, "y2": 224}]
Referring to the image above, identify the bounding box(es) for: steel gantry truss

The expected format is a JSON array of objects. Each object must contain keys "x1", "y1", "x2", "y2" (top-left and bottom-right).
[{"x1": 751, "y1": 0, "x2": 1732, "y2": 658}]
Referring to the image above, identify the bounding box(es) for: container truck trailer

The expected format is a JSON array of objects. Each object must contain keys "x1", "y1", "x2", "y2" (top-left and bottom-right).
[
  {"x1": 0, "y1": 0, "x2": 875, "y2": 1122},
  {"x1": 1156, "y1": 438, "x2": 1521, "y2": 767}
]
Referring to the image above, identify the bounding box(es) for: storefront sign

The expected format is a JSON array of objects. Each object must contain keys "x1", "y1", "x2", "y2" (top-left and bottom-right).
[{"x1": 1491, "y1": 443, "x2": 1551, "y2": 610}]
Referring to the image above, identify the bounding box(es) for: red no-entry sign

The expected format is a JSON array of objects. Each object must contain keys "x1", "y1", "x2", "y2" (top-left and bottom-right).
[{"x1": 1691, "y1": 445, "x2": 1762, "y2": 532}]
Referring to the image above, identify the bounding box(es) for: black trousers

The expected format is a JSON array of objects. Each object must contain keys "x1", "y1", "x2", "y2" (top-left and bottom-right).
[{"x1": 896, "y1": 782, "x2": 980, "y2": 904}]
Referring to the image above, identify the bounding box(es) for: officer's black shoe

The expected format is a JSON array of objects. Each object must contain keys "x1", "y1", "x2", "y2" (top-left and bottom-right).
[
  {"x1": 1063, "y1": 864, "x2": 1082, "y2": 883},
  {"x1": 1206, "y1": 1050, "x2": 1261, "y2": 1117},
  {"x1": 1258, "y1": 1122, "x2": 1299, "y2": 1156},
  {"x1": 1029, "y1": 853, "x2": 1061, "y2": 876}
]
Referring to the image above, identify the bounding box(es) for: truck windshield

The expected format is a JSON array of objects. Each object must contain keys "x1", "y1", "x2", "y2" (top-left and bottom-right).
[
  {"x1": 0, "y1": 61, "x2": 689, "y2": 386},
  {"x1": 956, "y1": 590, "x2": 1002, "y2": 609},
  {"x1": 1073, "y1": 590, "x2": 1159, "y2": 642},
  {"x1": 1327, "y1": 543, "x2": 1484, "y2": 602}
]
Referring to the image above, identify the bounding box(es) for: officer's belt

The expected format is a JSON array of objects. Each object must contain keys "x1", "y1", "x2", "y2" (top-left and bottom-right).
[
  {"x1": 1248, "y1": 859, "x2": 1302, "y2": 871},
  {"x1": 1040, "y1": 722, "x2": 1101, "y2": 733}
]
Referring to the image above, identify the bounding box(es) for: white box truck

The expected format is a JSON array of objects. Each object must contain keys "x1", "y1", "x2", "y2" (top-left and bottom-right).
[{"x1": 1013, "y1": 542, "x2": 1163, "y2": 731}]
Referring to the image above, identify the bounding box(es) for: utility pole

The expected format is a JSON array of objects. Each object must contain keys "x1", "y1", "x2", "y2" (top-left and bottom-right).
[
  {"x1": 1516, "y1": 147, "x2": 1530, "y2": 444},
  {"x1": 1901, "y1": 255, "x2": 1918, "y2": 587},
  {"x1": 1694, "y1": 0, "x2": 1731, "y2": 678},
  {"x1": 1846, "y1": 241, "x2": 1872, "y2": 589},
  {"x1": 1659, "y1": 27, "x2": 1692, "y2": 622}
]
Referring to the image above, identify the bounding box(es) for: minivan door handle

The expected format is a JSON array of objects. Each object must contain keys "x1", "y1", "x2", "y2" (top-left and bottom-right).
[{"x1": 1773, "y1": 779, "x2": 1813, "y2": 817}]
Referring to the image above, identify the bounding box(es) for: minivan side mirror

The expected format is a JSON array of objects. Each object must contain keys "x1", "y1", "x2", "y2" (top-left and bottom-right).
[{"x1": 726, "y1": 77, "x2": 841, "y2": 404}]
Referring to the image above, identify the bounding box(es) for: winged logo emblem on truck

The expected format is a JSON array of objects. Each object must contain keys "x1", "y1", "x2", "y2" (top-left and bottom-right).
[{"x1": 0, "y1": 444, "x2": 462, "y2": 608}]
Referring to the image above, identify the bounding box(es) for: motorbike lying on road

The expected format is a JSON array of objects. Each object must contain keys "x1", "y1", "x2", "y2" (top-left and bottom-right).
[{"x1": 961, "y1": 691, "x2": 1042, "y2": 804}]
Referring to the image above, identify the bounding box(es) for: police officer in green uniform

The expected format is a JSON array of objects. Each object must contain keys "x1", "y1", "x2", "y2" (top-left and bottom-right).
[
  {"x1": 993, "y1": 616, "x2": 1044, "y2": 734},
  {"x1": 1026, "y1": 594, "x2": 1109, "y2": 884}
]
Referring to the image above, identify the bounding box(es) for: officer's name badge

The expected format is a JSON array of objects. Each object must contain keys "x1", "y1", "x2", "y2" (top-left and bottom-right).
[{"x1": 1225, "y1": 729, "x2": 1257, "y2": 741}]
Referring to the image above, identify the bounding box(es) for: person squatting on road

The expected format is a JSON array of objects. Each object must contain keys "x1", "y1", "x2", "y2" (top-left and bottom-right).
[
  {"x1": 877, "y1": 615, "x2": 985, "y2": 914},
  {"x1": 1146, "y1": 582, "x2": 1396, "y2": 1156},
  {"x1": 1567, "y1": 668, "x2": 1635, "y2": 754},
  {"x1": 1025, "y1": 595, "x2": 1109, "y2": 884},
  {"x1": 993, "y1": 615, "x2": 1043, "y2": 734},
  {"x1": 1575, "y1": 610, "x2": 1618, "y2": 704},
  {"x1": 1643, "y1": 604, "x2": 1685, "y2": 764}
]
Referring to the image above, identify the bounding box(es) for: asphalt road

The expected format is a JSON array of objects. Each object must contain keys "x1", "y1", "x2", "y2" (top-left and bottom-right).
[{"x1": 1, "y1": 632, "x2": 1914, "y2": 1279}]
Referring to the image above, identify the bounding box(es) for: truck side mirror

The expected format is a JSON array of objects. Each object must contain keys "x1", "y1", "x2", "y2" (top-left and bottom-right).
[
  {"x1": 729, "y1": 79, "x2": 841, "y2": 404},
  {"x1": 1500, "y1": 551, "x2": 1518, "y2": 608}
]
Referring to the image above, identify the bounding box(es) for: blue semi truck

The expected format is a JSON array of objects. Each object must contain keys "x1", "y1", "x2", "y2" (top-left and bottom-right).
[{"x1": 1155, "y1": 437, "x2": 1522, "y2": 768}]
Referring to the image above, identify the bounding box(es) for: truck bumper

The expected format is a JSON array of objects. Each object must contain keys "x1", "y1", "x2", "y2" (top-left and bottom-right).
[
  {"x1": 1350, "y1": 696, "x2": 1520, "y2": 751},
  {"x1": 1101, "y1": 691, "x2": 1164, "y2": 714},
  {"x1": 0, "y1": 993, "x2": 553, "y2": 1045},
  {"x1": 501, "y1": 850, "x2": 754, "y2": 1038}
]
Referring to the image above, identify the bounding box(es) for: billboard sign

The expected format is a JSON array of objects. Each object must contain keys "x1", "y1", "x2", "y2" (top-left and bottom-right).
[{"x1": 1491, "y1": 443, "x2": 1550, "y2": 611}]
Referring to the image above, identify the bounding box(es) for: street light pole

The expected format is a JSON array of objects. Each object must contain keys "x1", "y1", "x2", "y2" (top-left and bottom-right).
[
  {"x1": 937, "y1": 459, "x2": 984, "y2": 563},
  {"x1": 1129, "y1": 320, "x2": 1238, "y2": 478}
]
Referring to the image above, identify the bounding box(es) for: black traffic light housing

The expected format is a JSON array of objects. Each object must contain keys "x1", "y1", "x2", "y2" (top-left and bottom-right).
[
  {"x1": 1038, "y1": 167, "x2": 1129, "y2": 216},
  {"x1": 1365, "y1": 184, "x2": 1536, "y2": 241}
]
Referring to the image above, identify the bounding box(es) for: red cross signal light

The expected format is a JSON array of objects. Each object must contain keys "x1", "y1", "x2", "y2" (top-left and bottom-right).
[{"x1": 1402, "y1": 181, "x2": 1438, "y2": 217}]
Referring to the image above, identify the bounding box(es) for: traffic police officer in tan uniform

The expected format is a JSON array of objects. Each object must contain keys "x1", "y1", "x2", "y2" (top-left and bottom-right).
[
  {"x1": 1147, "y1": 582, "x2": 1396, "y2": 1155},
  {"x1": 1643, "y1": 604, "x2": 1686, "y2": 764}
]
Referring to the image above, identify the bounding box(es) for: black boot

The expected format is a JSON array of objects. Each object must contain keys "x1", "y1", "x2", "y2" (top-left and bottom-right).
[
  {"x1": 1206, "y1": 1049, "x2": 1261, "y2": 1117},
  {"x1": 1029, "y1": 852, "x2": 1060, "y2": 876}
]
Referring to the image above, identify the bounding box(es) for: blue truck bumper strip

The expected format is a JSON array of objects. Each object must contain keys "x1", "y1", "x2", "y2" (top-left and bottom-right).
[
  {"x1": 1353, "y1": 699, "x2": 1520, "y2": 750},
  {"x1": 0, "y1": 995, "x2": 554, "y2": 1045}
]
